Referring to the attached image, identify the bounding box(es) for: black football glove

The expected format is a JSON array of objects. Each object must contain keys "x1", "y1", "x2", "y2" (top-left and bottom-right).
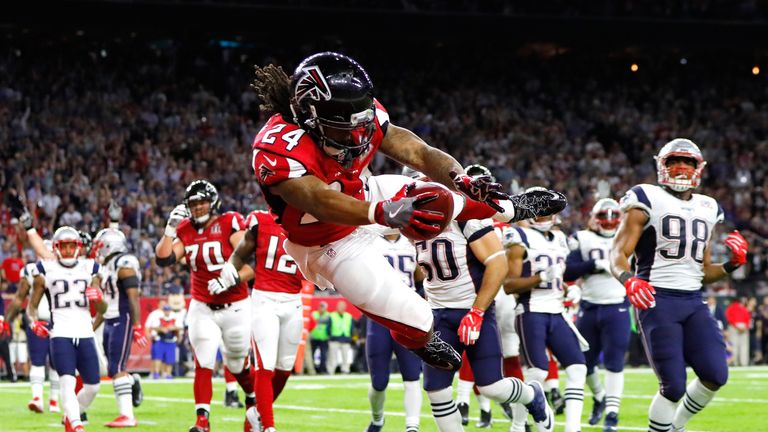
[
  {"x1": 508, "y1": 187, "x2": 568, "y2": 222},
  {"x1": 372, "y1": 187, "x2": 444, "y2": 233},
  {"x1": 449, "y1": 170, "x2": 507, "y2": 213},
  {"x1": 5, "y1": 192, "x2": 33, "y2": 230}
]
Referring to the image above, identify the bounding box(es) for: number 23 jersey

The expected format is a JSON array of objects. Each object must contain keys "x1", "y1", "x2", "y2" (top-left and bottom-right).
[
  {"x1": 620, "y1": 183, "x2": 723, "y2": 291},
  {"x1": 177, "y1": 212, "x2": 249, "y2": 304},
  {"x1": 36, "y1": 258, "x2": 100, "y2": 338}
]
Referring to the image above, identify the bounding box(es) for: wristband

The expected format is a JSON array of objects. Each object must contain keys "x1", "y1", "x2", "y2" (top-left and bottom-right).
[
  {"x1": 723, "y1": 261, "x2": 740, "y2": 274},
  {"x1": 618, "y1": 271, "x2": 633, "y2": 285},
  {"x1": 367, "y1": 202, "x2": 378, "y2": 224},
  {"x1": 164, "y1": 225, "x2": 177, "y2": 238}
]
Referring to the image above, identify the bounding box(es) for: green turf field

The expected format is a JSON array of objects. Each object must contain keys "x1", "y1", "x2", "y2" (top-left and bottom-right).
[{"x1": 1, "y1": 366, "x2": 766, "y2": 431}]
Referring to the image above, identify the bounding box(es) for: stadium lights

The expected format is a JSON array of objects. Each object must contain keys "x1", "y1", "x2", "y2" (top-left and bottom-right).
[
  {"x1": 752, "y1": 66, "x2": 760, "y2": 75},
  {"x1": 630, "y1": 63, "x2": 639, "y2": 72},
  {"x1": 680, "y1": 58, "x2": 688, "y2": 65}
]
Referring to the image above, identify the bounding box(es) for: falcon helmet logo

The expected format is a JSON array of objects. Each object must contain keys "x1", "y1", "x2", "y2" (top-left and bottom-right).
[
  {"x1": 258, "y1": 164, "x2": 275, "y2": 181},
  {"x1": 294, "y1": 65, "x2": 332, "y2": 103}
]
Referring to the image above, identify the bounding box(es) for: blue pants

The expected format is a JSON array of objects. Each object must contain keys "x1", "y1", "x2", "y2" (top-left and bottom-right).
[
  {"x1": 423, "y1": 307, "x2": 502, "y2": 391},
  {"x1": 638, "y1": 289, "x2": 728, "y2": 402},
  {"x1": 577, "y1": 300, "x2": 631, "y2": 374},
  {"x1": 152, "y1": 340, "x2": 177, "y2": 365},
  {"x1": 366, "y1": 319, "x2": 421, "y2": 391},
  {"x1": 50, "y1": 337, "x2": 100, "y2": 384},
  {"x1": 517, "y1": 311, "x2": 585, "y2": 370},
  {"x1": 27, "y1": 323, "x2": 52, "y2": 367},
  {"x1": 103, "y1": 315, "x2": 133, "y2": 377}
]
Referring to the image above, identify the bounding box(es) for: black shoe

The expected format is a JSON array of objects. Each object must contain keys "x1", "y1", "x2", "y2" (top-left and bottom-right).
[
  {"x1": 457, "y1": 402, "x2": 469, "y2": 426},
  {"x1": 499, "y1": 401, "x2": 514, "y2": 421},
  {"x1": 549, "y1": 388, "x2": 565, "y2": 416},
  {"x1": 225, "y1": 389, "x2": 244, "y2": 408},
  {"x1": 588, "y1": 396, "x2": 606, "y2": 425},
  {"x1": 603, "y1": 412, "x2": 618, "y2": 432},
  {"x1": 475, "y1": 409, "x2": 492, "y2": 428},
  {"x1": 131, "y1": 373, "x2": 143, "y2": 407},
  {"x1": 525, "y1": 423, "x2": 532, "y2": 432},
  {"x1": 80, "y1": 412, "x2": 88, "y2": 425},
  {"x1": 364, "y1": 420, "x2": 384, "y2": 432},
  {"x1": 410, "y1": 332, "x2": 461, "y2": 372}
]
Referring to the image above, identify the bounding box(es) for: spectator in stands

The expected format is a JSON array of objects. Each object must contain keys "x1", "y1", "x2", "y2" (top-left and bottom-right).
[
  {"x1": 327, "y1": 301, "x2": 354, "y2": 375},
  {"x1": 760, "y1": 297, "x2": 768, "y2": 364},
  {"x1": 726, "y1": 298, "x2": 752, "y2": 366},
  {"x1": 1, "y1": 247, "x2": 24, "y2": 294},
  {"x1": 0, "y1": 280, "x2": 16, "y2": 382},
  {"x1": 147, "y1": 302, "x2": 181, "y2": 379},
  {"x1": 310, "y1": 302, "x2": 331, "y2": 374},
  {"x1": 707, "y1": 296, "x2": 728, "y2": 330}
]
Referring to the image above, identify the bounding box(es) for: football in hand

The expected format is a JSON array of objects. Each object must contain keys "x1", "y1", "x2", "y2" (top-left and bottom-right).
[{"x1": 400, "y1": 182, "x2": 454, "y2": 241}]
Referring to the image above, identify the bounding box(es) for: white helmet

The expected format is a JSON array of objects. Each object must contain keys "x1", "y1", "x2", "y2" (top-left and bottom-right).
[
  {"x1": 654, "y1": 138, "x2": 706, "y2": 192},
  {"x1": 93, "y1": 228, "x2": 129, "y2": 263},
  {"x1": 590, "y1": 198, "x2": 621, "y2": 237},
  {"x1": 52, "y1": 226, "x2": 82, "y2": 266},
  {"x1": 525, "y1": 186, "x2": 558, "y2": 232}
]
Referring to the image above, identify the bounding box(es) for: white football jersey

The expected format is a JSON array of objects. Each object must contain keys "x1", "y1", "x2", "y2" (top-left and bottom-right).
[
  {"x1": 36, "y1": 259, "x2": 100, "y2": 338},
  {"x1": 503, "y1": 226, "x2": 569, "y2": 314},
  {"x1": 416, "y1": 219, "x2": 495, "y2": 309},
  {"x1": 373, "y1": 234, "x2": 417, "y2": 289},
  {"x1": 23, "y1": 263, "x2": 51, "y2": 321},
  {"x1": 569, "y1": 230, "x2": 625, "y2": 304},
  {"x1": 100, "y1": 253, "x2": 142, "y2": 320},
  {"x1": 620, "y1": 184, "x2": 723, "y2": 291}
]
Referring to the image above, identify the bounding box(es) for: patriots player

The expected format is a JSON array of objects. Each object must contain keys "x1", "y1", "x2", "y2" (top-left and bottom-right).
[
  {"x1": 92, "y1": 228, "x2": 148, "y2": 428},
  {"x1": 503, "y1": 194, "x2": 587, "y2": 432},
  {"x1": 563, "y1": 198, "x2": 628, "y2": 431},
  {"x1": 28, "y1": 226, "x2": 106, "y2": 432},
  {"x1": 210, "y1": 209, "x2": 306, "y2": 432},
  {"x1": 4, "y1": 241, "x2": 60, "y2": 414},
  {"x1": 611, "y1": 139, "x2": 748, "y2": 432},
  {"x1": 155, "y1": 180, "x2": 257, "y2": 432},
  {"x1": 415, "y1": 210, "x2": 554, "y2": 432},
  {"x1": 250, "y1": 51, "x2": 567, "y2": 374}
]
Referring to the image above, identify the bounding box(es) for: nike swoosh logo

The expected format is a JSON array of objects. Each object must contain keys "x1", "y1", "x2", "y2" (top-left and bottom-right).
[
  {"x1": 264, "y1": 156, "x2": 277, "y2": 166},
  {"x1": 388, "y1": 204, "x2": 406, "y2": 218},
  {"x1": 619, "y1": 308, "x2": 627, "y2": 312}
]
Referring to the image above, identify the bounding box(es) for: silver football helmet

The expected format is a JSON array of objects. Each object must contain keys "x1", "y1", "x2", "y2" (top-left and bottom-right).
[
  {"x1": 52, "y1": 226, "x2": 82, "y2": 266},
  {"x1": 93, "y1": 228, "x2": 129, "y2": 263},
  {"x1": 590, "y1": 198, "x2": 621, "y2": 237},
  {"x1": 654, "y1": 138, "x2": 706, "y2": 192}
]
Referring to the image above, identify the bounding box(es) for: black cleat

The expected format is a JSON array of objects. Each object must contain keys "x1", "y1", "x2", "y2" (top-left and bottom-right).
[
  {"x1": 499, "y1": 401, "x2": 514, "y2": 421},
  {"x1": 548, "y1": 388, "x2": 565, "y2": 416},
  {"x1": 80, "y1": 412, "x2": 89, "y2": 425},
  {"x1": 475, "y1": 409, "x2": 492, "y2": 428},
  {"x1": 602, "y1": 412, "x2": 619, "y2": 432},
  {"x1": 589, "y1": 396, "x2": 606, "y2": 425},
  {"x1": 363, "y1": 420, "x2": 384, "y2": 432},
  {"x1": 457, "y1": 402, "x2": 469, "y2": 426},
  {"x1": 410, "y1": 332, "x2": 461, "y2": 372},
  {"x1": 131, "y1": 373, "x2": 143, "y2": 407},
  {"x1": 224, "y1": 389, "x2": 244, "y2": 408}
]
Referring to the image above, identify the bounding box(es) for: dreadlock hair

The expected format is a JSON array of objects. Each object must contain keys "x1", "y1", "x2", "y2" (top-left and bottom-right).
[{"x1": 251, "y1": 64, "x2": 294, "y2": 121}]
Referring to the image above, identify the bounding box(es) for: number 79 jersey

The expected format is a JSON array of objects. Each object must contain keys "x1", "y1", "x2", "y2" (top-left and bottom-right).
[
  {"x1": 620, "y1": 183, "x2": 723, "y2": 291},
  {"x1": 177, "y1": 211, "x2": 249, "y2": 304},
  {"x1": 245, "y1": 210, "x2": 304, "y2": 294},
  {"x1": 36, "y1": 258, "x2": 100, "y2": 338}
]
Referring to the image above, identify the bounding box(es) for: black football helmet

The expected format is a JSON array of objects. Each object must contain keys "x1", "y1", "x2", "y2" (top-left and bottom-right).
[
  {"x1": 78, "y1": 230, "x2": 93, "y2": 258},
  {"x1": 290, "y1": 52, "x2": 376, "y2": 165},
  {"x1": 184, "y1": 180, "x2": 221, "y2": 226},
  {"x1": 464, "y1": 164, "x2": 495, "y2": 182}
]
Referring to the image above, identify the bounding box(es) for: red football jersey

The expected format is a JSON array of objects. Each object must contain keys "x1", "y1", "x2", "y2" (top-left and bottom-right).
[
  {"x1": 176, "y1": 211, "x2": 249, "y2": 304},
  {"x1": 246, "y1": 210, "x2": 304, "y2": 294},
  {"x1": 251, "y1": 99, "x2": 390, "y2": 246}
]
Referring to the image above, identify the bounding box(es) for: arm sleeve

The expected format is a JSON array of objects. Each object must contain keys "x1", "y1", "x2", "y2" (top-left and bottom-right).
[{"x1": 563, "y1": 249, "x2": 596, "y2": 282}]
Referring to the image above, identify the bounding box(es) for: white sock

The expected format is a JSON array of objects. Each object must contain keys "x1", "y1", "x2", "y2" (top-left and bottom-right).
[
  {"x1": 604, "y1": 370, "x2": 623, "y2": 414},
  {"x1": 477, "y1": 378, "x2": 534, "y2": 405},
  {"x1": 477, "y1": 394, "x2": 491, "y2": 412},
  {"x1": 226, "y1": 381, "x2": 238, "y2": 392},
  {"x1": 672, "y1": 379, "x2": 716, "y2": 429},
  {"x1": 545, "y1": 378, "x2": 559, "y2": 392},
  {"x1": 649, "y1": 391, "x2": 677, "y2": 432},
  {"x1": 457, "y1": 379, "x2": 473, "y2": 404},
  {"x1": 511, "y1": 368, "x2": 547, "y2": 430},
  {"x1": 113, "y1": 375, "x2": 135, "y2": 418},
  {"x1": 60, "y1": 375, "x2": 82, "y2": 428},
  {"x1": 368, "y1": 386, "x2": 385, "y2": 425},
  {"x1": 511, "y1": 402, "x2": 528, "y2": 430},
  {"x1": 49, "y1": 369, "x2": 60, "y2": 402},
  {"x1": 403, "y1": 380, "x2": 421, "y2": 430},
  {"x1": 525, "y1": 367, "x2": 548, "y2": 385},
  {"x1": 428, "y1": 387, "x2": 463, "y2": 432},
  {"x1": 564, "y1": 364, "x2": 586, "y2": 432},
  {"x1": 77, "y1": 383, "x2": 100, "y2": 413},
  {"x1": 586, "y1": 370, "x2": 606, "y2": 401},
  {"x1": 30, "y1": 365, "x2": 45, "y2": 400}
]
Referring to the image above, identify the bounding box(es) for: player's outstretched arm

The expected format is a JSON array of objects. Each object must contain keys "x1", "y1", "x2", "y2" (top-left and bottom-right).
[
  {"x1": 22, "y1": 227, "x2": 55, "y2": 260},
  {"x1": 4, "y1": 278, "x2": 32, "y2": 324},
  {"x1": 503, "y1": 245, "x2": 542, "y2": 294},
  {"x1": 609, "y1": 209, "x2": 647, "y2": 280},
  {"x1": 703, "y1": 231, "x2": 748, "y2": 283}
]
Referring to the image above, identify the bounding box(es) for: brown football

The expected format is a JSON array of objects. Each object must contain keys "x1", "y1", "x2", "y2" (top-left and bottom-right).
[{"x1": 400, "y1": 182, "x2": 455, "y2": 241}]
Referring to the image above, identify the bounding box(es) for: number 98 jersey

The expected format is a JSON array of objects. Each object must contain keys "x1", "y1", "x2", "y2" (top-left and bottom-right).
[
  {"x1": 245, "y1": 210, "x2": 304, "y2": 294},
  {"x1": 620, "y1": 184, "x2": 723, "y2": 291},
  {"x1": 177, "y1": 211, "x2": 249, "y2": 304},
  {"x1": 36, "y1": 258, "x2": 100, "y2": 338}
]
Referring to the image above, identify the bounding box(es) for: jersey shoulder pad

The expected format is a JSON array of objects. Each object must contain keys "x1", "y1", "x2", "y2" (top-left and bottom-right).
[
  {"x1": 553, "y1": 230, "x2": 569, "y2": 250},
  {"x1": 459, "y1": 218, "x2": 494, "y2": 243},
  {"x1": 252, "y1": 116, "x2": 316, "y2": 187},
  {"x1": 502, "y1": 225, "x2": 529, "y2": 249},
  {"x1": 115, "y1": 254, "x2": 140, "y2": 271},
  {"x1": 693, "y1": 193, "x2": 723, "y2": 223},
  {"x1": 373, "y1": 99, "x2": 390, "y2": 134},
  {"x1": 222, "y1": 211, "x2": 246, "y2": 232},
  {"x1": 619, "y1": 183, "x2": 653, "y2": 215}
]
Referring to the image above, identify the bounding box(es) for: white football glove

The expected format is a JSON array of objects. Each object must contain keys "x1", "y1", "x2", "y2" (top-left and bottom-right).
[
  {"x1": 594, "y1": 259, "x2": 611, "y2": 274},
  {"x1": 564, "y1": 285, "x2": 582, "y2": 307},
  {"x1": 208, "y1": 262, "x2": 240, "y2": 296},
  {"x1": 539, "y1": 262, "x2": 565, "y2": 283},
  {"x1": 164, "y1": 204, "x2": 190, "y2": 238}
]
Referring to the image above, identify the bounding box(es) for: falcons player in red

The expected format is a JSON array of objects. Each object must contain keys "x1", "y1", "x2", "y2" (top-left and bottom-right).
[
  {"x1": 210, "y1": 210, "x2": 304, "y2": 432},
  {"x1": 247, "y1": 51, "x2": 568, "y2": 389},
  {"x1": 154, "y1": 180, "x2": 256, "y2": 432}
]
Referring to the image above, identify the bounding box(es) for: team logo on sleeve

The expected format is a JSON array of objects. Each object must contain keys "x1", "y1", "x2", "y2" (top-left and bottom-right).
[
  {"x1": 258, "y1": 164, "x2": 275, "y2": 181},
  {"x1": 294, "y1": 65, "x2": 332, "y2": 102}
]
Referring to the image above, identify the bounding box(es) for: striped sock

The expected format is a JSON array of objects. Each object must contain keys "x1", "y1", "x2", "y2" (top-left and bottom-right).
[
  {"x1": 428, "y1": 387, "x2": 463, "y2": 432},
  {"x1": 605, "y1": 370, "x2": 623, "y2": 414},
  {"x1": 672, "y1": 379, "x2": 715, "y2": 430},
  {"x1": 113, "y1": 375, "x2": 134, "y2": 418},
  {"x1": 648, "y1": 391, "x2": 677, "y2": 432}
]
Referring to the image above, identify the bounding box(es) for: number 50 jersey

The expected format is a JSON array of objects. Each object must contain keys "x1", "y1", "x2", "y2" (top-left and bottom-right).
[
  {"x1": 620, "y1": 183, "x2": 723, "y2": 291},
  {"x1": 177, "y1": 211, "x2": 249, "y2": 304}
]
